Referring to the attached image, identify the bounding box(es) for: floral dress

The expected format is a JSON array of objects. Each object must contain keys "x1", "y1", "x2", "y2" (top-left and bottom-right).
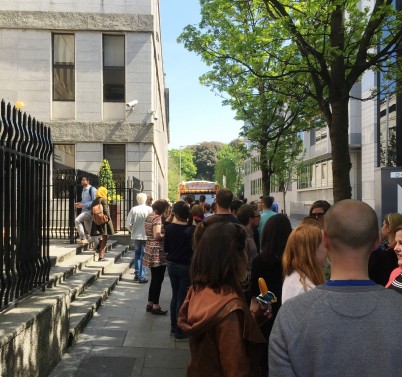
[{"x1": 143, "y1": 212, "x2": 166, "y2": 268}]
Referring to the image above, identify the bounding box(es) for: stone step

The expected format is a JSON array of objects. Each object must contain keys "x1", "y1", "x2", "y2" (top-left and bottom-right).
[
  {"x1": 67, "y1": 249, "x2": 134, "y2": 345},
  {"x1": 47, "y1": 241, "x2": 116, "y2": 287},
  {"x1": 0, "y1": 241, "x2": 133, "y2": 377}
]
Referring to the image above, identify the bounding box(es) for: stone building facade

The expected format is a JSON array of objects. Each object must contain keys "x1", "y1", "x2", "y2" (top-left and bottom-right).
[{"x1": 0, "y1": 0, "x2": 169, "y2": 198}]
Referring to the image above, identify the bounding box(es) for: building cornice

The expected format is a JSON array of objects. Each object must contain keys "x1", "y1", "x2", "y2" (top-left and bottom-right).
[
  {"x1": 46, "y1": 121, "x2": 154, "y2": 143},
  {"x1": 0, "y1": 11, "x2": 153, "y2": 32}
]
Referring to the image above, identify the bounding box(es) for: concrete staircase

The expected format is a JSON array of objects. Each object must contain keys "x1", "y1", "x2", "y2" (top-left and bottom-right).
[{"x1": 0, "y1": 239, "x2": 134, "y2": 377}]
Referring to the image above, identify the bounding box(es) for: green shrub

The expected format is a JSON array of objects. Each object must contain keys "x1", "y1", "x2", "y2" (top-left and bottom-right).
[{"x1": 98, "y1": 159, "x2": 116, "y2": 202}]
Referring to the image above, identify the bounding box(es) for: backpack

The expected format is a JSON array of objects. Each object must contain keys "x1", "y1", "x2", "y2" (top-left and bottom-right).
[{"x1": 92, "y1": 201, "x2": 109, "y2": 225}]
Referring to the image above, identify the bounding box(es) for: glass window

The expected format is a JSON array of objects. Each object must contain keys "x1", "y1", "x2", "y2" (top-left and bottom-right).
[
  {"x1": 103, "y1": 144, "x2": 126, "y2": 183},
  {"x1": 53, "y1": 144, "x2": 75, "y2": 170},
  {"x1": 103, "y1": 35, "x2": 125, "y2": 102},
  {"x1": 53, "y1": 34, "x2": 75, "y2": 101}
]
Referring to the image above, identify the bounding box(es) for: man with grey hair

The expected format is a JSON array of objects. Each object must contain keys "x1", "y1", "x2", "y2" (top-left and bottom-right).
[
  {"x1": 126, "y1": 193, "x2": 152, "y2": 283},
  {"x1": 269, "y1": 199, "x2": 402, "y2": 376}
]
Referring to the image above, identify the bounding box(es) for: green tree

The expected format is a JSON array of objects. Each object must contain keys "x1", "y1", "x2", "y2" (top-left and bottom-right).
[
  {"x1": 215, "y1": 145, "x2": 238, "y2": 193},
  {"x1": 214, "y1": 139, "x2": 248, "y2": 196},
  {"x1": 193, "y1": 142, "x2": 225, "y2": 181},
  {"x1": 98, "y1": 159, "x2": 116, "y2": 201},
  {"x1": 179, "y1": 6, "x2": 321, "y2": 196},
  {"x1": 269, "y1": 134, "x2": 305, "y2": 214},
  {"x1": 167, "y1": 151, "x2": 181, "y2": 202},
  {"x1": 179, "y1": 0, "x2": 402, "y2": 202},
  {"x1": 169, "y1": 148, "x2": 197, "y2": 181}
]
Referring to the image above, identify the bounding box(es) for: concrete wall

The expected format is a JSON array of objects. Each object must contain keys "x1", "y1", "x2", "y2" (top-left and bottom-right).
[
  {"x1": 0, "y1": 288, "x2": 70, "y2": 377},
  {"x1": 0, "y1": 29, "x2": 51, "y2": 120},
  {"x1": 0, "y1": 0, "x2": 151, "y2": 14}
]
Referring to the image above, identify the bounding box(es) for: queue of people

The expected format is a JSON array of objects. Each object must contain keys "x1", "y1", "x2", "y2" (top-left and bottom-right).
[{"x1": 76, "y1": 181, "x2": 402, "y2": 375}]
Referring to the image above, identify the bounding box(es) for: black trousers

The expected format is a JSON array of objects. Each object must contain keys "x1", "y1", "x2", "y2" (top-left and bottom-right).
[{"x1": 148, "y1": 265, "x2": 166, "y2": 305}]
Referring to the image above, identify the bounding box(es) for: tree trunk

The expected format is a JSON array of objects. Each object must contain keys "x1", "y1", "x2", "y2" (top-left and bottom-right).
[
  {"x1": 329, "y1": 96, "x2": 352, "y2": 202},
  {"x1": 260, "y1": 143, "x2": 271, "y2": 195},
  {"x1": 261, "y1": 164, "x2": 271, "y2": 196}
]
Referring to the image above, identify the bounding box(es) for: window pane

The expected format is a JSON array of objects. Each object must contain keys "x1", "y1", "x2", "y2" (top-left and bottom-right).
[
  {"x1": 53, "y1": 144, "x2": 75, "y2": 170},
  {"x1": 103, "y1": 68, "x2": 124, "y2": 101},
  {"x1": 54, "y1": 34, "x2": 74, "y2": 65},
  {"x1": 104, "y1": 144, "x2": 126, "y2": 183},
  {"x1": 104, "y1": 35, "x2": 125, "y2": 67},
  {"x1": 53, "y1": 67, "x2": 75, "y2": 100},
  {"x1": 103, "y1": 35, "x2": 125, "y2": 102}
]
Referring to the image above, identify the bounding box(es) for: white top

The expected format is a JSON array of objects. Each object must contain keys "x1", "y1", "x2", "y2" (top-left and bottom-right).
[
  {"x1": 126, "y1": 204, "x2": 152, "y2": 240},
  {"x1": 282, "y1": 271, "x2": 316, "y2": 304}
]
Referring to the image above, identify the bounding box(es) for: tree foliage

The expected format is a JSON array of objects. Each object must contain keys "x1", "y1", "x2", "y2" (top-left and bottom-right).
[
  {"x1": 169, "y1": 148, "x2": 197, "y2": 181},
  {"x1": 215, "y1": 142, "x2": 246, "y2": 195},
  {"x1": 167, "y1": 151, "x2": 181, "y2": 202},
  {"x1": 193, "y1": 142, "x2": 225, "y2": 181},
  {"x1": 98, "y1": 159, "x2": 117, "y2": 202},
  {"x1": 167, "y1": 148, "x2": 197, "y2": 202},
  {"x1": 179, "y1": 0, "x2": 402, "y2": 202}
]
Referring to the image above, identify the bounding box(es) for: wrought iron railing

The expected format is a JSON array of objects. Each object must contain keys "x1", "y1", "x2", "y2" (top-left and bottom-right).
[
  {"x1": 50, "y1": 171, "x2": 142, "y2": 241},
  {"x1": 1, "y1": 100, "x2": 52, "y2": 310}
]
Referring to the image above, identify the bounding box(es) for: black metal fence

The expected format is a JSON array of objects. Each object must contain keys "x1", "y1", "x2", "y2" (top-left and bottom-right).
[
  {"x1": 50, "y1": 172, "x2": 142, "y2": 242},
  {"x1": 1, "y1": 100, "x2": 52, "y2": 310}
]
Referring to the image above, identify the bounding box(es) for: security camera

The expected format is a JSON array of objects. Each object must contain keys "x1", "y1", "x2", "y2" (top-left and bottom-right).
[{"x1": 126, "y1": 100, "x2": 138, "y2": 108}]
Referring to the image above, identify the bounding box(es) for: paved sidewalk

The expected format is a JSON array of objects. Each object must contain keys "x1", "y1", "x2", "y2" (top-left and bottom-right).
[{"x1": 49, "y1": 267, "x2": 189, "y2": 377}]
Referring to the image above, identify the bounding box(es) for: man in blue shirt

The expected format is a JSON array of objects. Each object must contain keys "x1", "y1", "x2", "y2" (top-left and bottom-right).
[
  {"x1": 74, "y1": 176, "x2": 97, "y2": 245},
  {"x1": 258, "y1": 195, "x2": 277, "y2": 236},
  {"x1": 271, "y1": 196, "x2": 279, "y2": 213}
]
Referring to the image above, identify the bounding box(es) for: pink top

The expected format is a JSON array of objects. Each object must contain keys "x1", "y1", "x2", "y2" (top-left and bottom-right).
[{"x1": 385, "y1": 267, "x2": 402, "y2": 288}]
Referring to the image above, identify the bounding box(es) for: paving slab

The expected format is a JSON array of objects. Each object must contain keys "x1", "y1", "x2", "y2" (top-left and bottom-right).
[
  {"x1": 48, "y1": 265, "x2": 190, "y2": 377},
  {"x1": 75, "y1": 356, "x2": 136, "y2": 377}
]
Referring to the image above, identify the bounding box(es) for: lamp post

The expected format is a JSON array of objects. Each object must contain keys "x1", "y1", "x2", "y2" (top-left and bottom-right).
[{"x1": 179, "y1": 145, "x2": 184, "y2": 183}]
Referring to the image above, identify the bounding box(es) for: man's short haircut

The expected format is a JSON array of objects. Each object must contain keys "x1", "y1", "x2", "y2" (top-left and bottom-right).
[
  {"x1": 136, "y1": 192, "x2": 147, "y2": 205},
  {"x1": 185, "y1": 194, "x2": 195, "y2": 204},
  {"x1": 260, "y1": 195, "x2": 274, "y2": 209},
  {"x1": 230, "y1": 199, "x2": 244, "y2": 213},
  {"x1": 236, "y1": 204, "x2": 255, "y2": 226},
  {"x1": 199, "y1": 194, "x2": 206, "y2": 202},
  {"x1": 216, "y1": 188, "x2": 233, "y2": 209},
  {"x1": 324, "y1": 199, "x2": 378, "y2": 250},
  {"x1": 173, "y1": 200, "x2": 190, "y2": 221}
]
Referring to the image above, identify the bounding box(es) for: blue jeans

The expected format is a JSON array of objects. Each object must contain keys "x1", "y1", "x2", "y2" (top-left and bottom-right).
[
  {"x1": 167, "y1": 262, "x2": 190, "y2": 336},
  {"x1": 133, "y1": 240, "x2": 147, "y2": 279}
]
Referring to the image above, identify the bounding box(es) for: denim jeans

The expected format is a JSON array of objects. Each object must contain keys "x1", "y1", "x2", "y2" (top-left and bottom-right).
[
  {"x1": 133, "y1": 240, "x2": 147, "y2": 279},
  {"x1": 167, "y1": 262, "x2": 190, "y2": 336}
]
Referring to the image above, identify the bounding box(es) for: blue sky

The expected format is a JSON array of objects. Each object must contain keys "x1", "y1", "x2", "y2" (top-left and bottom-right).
[{"x1": 160, "y1": 0, "x2": 243, "y2": 150}]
